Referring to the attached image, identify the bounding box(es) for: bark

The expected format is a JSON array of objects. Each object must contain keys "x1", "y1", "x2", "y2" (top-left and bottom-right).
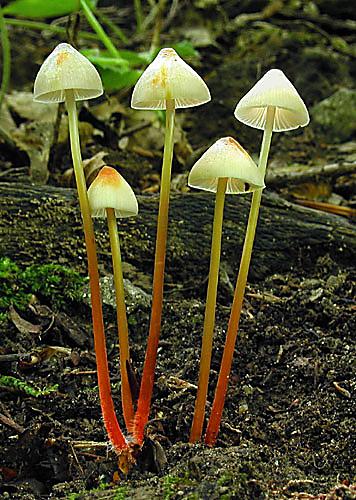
[{"x1": 0, "y1": 182, "x2": 354, "y2": 287}]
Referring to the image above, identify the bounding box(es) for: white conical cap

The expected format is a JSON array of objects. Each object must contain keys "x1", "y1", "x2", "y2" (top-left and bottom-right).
[
  {"x1": 88, "y1": 166, "x2": 138, "y2": 218},
  {"x1": 33, "y1": 43, "x2": 103, "y2": 103},
  {"x1": 131, "y1": 48, "x2": 211, "y2": 110},
  {"x1": 234, "y1": 69, "x2": 309, "y2": 132},
  {"x1": 188, "y1": 137, "x2": 265, "y2": 194}
]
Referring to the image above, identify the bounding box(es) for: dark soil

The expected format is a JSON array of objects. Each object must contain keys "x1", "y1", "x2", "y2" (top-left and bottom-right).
[{"x1": 0, "y1": 1, "x2": 355, "y2": 499}]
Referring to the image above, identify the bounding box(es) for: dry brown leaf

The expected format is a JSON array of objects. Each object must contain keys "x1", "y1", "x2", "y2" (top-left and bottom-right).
[{"x1": 9, "y1": 305, "x2": 42, "y2": 335}]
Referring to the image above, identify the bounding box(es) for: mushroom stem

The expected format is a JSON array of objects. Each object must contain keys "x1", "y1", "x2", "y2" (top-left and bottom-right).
[
  {"x1": 205, "y1": 106, "x2": 276, "y2": 446},
  {"x1": 133, "y1": 98, "x2": 175, "y2": 444},
  {"x1": 65, "y1": 90, "x2": 128, "y2": 452},
  {"x1": 106, "y1": 207, "x2": 135, "y2": 431},
  {"x1": 190, "y1": 177, "x2": 228, "y2": 443}
]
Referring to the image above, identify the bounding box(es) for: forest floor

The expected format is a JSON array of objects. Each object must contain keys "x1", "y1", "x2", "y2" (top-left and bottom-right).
[{"x1": 0, "y1": 1, "x2": 355, "y2": 499}]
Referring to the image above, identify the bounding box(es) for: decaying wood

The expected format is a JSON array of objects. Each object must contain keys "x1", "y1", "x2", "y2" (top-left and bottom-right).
[{"x1": 0, "y1": 182, "x2": 354, "y2": 287}]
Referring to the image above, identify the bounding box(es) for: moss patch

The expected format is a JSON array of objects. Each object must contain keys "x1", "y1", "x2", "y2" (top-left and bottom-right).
[{"x1": 0, "y1": 257, "x2": 86, "y2": 315}]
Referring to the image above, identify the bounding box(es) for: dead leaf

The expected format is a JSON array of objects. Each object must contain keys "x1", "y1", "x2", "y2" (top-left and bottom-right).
[
  {"x1": 62, "y1": 151, "x2": 108, "y2": 187},
  {"x1": 83, "y1": 151, "x2": 108, "y2": 185},
  {"x1": 9, "y1": 306, "x2": 42, "y2": 335},
  {"x1": 91, "y1": 96, "x2": 128, "y2": 121},
  {"x1": 12, "y1": 122, "x2": 53, "y2": 184},
  {"x1": 6, "y1": 91, "x2": 57, "y2": 123}
]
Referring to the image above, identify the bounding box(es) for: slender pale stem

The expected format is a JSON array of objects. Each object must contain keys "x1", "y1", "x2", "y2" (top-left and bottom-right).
[
  {"x1": 80, "y1": 0, "x2": 121, "y2": 59},
  {"x1": 205, "y1": 106, "x2": 276, "y2": 446},
  {"x1": 4, "y1": 17, "x2": 99, "y2": 40},
  {"x1": 106, "y1": 208, "x2": 134, "y2": 431},
  {"x1": 65, "y1": 90, "x2": 127, "y2": 452},
  {"x1": 133, "y1": 99, "x2": 175, "y2": 444},
  {"x1": 0, "y1": 9, "x2": 11, "y2": 112},
  {"x1": 190, "y1": 177, "x2": 228, "y2": 443},
  {"x1": 134, "y1": 0, "x2": 144, "y2": 33}
]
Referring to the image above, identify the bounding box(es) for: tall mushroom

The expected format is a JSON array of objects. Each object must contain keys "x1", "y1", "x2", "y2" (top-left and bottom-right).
[
  {"x1": 188, "y1": 137, "x2": 265, "y2": 443},
  {"x1": 205, "y1": 68, "x2": 310, "y2": 446},
  {"x1": 131, "y1": 47, "x2": 211, "y2": 444},
  {"x1": 88, "y1": 166, "x2": 138, "y2": 432},
  {"x1": 34, "y1": 44, "x2": 128, "y2": 453}
]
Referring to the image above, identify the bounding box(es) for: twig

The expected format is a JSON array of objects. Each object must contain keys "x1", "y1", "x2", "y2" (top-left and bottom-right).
[
  {"x1": 69, "y1": 442, "x2": 85, "y2": 475},
  {"x1": 279, "y1": 8, "x2": 356, "y2": 33},
  {"x1": 162, "y1": 0, "x2": 180, "y2": 32},
  {"x1": 93, "y1": 7, "x2": 128, "y2": 44},
  {"x1": 134, "y1": 0, "x2": 144, "y2": 34},
  {"x1": 228, "y1": 0, "x2": 284, "y2": 31},
  {"x1": 272, "y1": 18, "x2": 356, "y2": 58},
  {"x1": 0, "y1": 353, "x2": 32, "y2": 363},
  {"x1": 267, "y1": 161, "x2": 356, "y2": 188},
  {"x1": 150, "y1": 0, "x2": 167, "y2": 53},
  {"x1": 0, "y1": 411, "x2": 25, "y2": 433},
  {"x1": 118, "y1": 121, "x2": 151, "y2": 138},
  {"x1": 0, "y1": 167, "x2": 29, "y2": 180},
  {"x1": 294, "y1": 199, "x2": 356, "y2": 218}
]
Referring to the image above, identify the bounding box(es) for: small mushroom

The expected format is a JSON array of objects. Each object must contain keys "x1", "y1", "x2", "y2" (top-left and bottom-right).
[
  {"x1": 188, "y1": 136, "x2": 264, "y2": 194},
  {"x1": 234, "y1": 68, "x2": 309, "y2": 182},
  {"x1": 88, "y1": 166, "x2": 138, "y2": 430},
  {"x1": 205, "y1": 69, "x2": 310, "y2": 446},
  {"x1": 34, "y1": 44, "x2": 128, "y2": 453},
  {"x1": 131, "y1": 47, "x2": 210, "y2": 110},
  {"x1": 234, "y1": 68, "x2": 309, "y2": 133},
  {"x1": 33, "y1": 43, "x2": 103, "y2": 103},
  {"x1": 131, "y1": 48, "x2": 211, "y2": 445},
  {"x1": 188, "y1": 137, "x2": 263, "y2": 443}
]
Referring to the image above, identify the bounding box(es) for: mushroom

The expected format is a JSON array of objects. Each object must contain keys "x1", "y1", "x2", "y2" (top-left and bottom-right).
[
  {"x1": 188, "y1": 137, "x2": 264, "y2": 443},
  {"x1": 88, "y1": 166, "x2": 138, "y2": 431},
  {"x1": 34, "y1": 44, "x2": 128, "y2": 453},
  {"x1": 205, "y1": 69, "x2": 310, "y2": 446},
  {"x1": 131, "y1": 47, "x2": 211, "y2": 444}
]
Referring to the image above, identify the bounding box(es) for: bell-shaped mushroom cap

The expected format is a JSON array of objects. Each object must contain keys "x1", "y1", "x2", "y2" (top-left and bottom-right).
[
  {"x1": 188, "y1": 137, "x2": 265, "y2": 194},
  {"x1": 33, "y1": 43, "x2": 103, "y2": 103},
  {"x1": 88, "y1": 166, "x2": 138, "y2": 218},
  {"x1": 234, "y1": 69, "x2": 309, "y2": 132},
  {"x1": 131, "y1": 48, "x2": 211, "y2": 110}
]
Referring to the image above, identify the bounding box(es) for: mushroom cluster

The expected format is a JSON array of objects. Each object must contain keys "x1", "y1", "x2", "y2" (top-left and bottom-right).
[
  {"x1": 188, "y1": 137, "x2": 264, "y2": 443},
  {"x1": 33, "y1": 42, "x2": 309, "y2": 464}
]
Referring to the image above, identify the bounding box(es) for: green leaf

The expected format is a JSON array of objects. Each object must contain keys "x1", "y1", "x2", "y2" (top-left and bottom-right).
[
  {"x1": 83, "y1": 53, "x2": 130, "y2": 71},
  {"x1": 81, "y1": 48, "x2": 150, "y2": 68},
  {"x1": 3, "y1": 0, "x2": 80, "y2": 18},
  {"x1": 119, "y1": 49, "x2": 152, "y2": 66},
  {"x1": 99, "y1": 67, "x2": 143, "y2": 91},
  {"x1": 145, "y1": 41, "x2": 200, "y2": 65},
  {"x1": 172, "y1": 40, "x2": 200, "y2": 59}
]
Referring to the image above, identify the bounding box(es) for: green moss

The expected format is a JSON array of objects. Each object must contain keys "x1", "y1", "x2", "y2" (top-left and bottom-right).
[
  {"x1": 0, "y1": 375, "x2": 58, "y2": 397},
  {"x1": 0, "y1": 256, "x2": 87, "y2": 313},
  {"x1": 21, "y1": 263, "x2": 87, "y2": 308},
  {"x1": 162, "y1": 475, "x2": 181, "y2": 500},
  {"x1": 0, "y1": 257, "x2": 32, "y2": 311},
  {"x1": 217, "y1": 472, "x2": 233, "y2": 486},
  {"x1": 65, "y1": 494, "x2": 79, "y2": 500},
  {"x1": 112, "y1": 487, "x2": 127, "y2": 500},
  {"x1": 65, "y1": 483, "x2": 127, "y2": 500}
]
